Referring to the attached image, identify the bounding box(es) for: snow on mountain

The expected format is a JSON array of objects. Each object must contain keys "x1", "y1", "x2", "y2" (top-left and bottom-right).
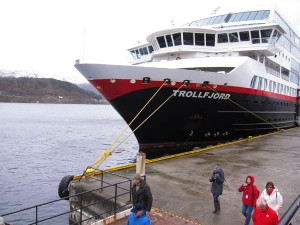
[{"x1": 0, "y1": 69, "x2": 87, "y2": 84}]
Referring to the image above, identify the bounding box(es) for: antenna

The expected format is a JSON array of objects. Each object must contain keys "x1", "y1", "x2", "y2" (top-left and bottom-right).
[
  {"x1": 210, "y1": 6, "x2": 220, "y2": 15},
  {"x1": 82, "y1": 27, "x2": 86, "y2": 63}
]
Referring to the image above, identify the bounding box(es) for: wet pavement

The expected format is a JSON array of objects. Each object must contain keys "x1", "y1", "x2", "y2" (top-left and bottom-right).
[{"x1": 78, "y1": 127, "x2": 300, "y2": 225}]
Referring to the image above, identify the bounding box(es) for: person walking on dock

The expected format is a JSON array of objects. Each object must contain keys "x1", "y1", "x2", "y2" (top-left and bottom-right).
[
  {"x1": 238, "y1": 175, "x2": 259, "y2": 225},
  {"x1": 209, "y1": 165, "x2": 225, "y2": 214},
  {"x1": 260, "y1": 181, "x2": 283, "y2": 215},
  {"x1": 252, "y1": 197, "x2": 278, "y2": 225},
  {"x1": 126, "y1": 203, "x2": 151, "y2": 225},
  {"x1": 132, "y1": 173, "x2": 153, "y2": 213}
]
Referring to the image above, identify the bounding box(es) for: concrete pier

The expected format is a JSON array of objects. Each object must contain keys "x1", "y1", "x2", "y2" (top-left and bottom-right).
[{"x1": 70, "y1": 127, "x2": 300, "y2": 225}]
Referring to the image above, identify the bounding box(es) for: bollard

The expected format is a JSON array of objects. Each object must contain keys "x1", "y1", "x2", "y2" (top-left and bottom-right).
[{"x1": 136, "y1": 152, "x2": 146, "y2": 176}]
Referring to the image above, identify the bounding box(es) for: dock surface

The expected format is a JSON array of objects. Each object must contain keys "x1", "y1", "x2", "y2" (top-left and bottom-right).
[{"x1": 74, "y1": 128, "x2": 300, "y2": 225}]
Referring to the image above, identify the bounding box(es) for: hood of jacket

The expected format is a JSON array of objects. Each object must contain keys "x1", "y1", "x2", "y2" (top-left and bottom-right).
[{"x1": 246, "y1": 175, "x2": 255, "y2": 186}]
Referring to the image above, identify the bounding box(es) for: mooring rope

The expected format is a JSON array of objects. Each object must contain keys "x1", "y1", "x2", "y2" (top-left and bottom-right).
[
  {"x1": 84, "y1": 80, "x2": 185, "y2": 175},
  {"x1": 205, "y1": 84, "x2": 281, "y2": 130},
  {"x1": 109, "y1": 82, "x2": 186, "y2": 152}
]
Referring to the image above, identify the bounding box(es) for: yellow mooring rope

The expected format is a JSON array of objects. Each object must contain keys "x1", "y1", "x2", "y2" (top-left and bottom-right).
[
  {"x1": 82, "y1": 80, "x2": 186, "y2": 177},
  {"x1": 205, "y1": 84, "x2": 281, "y2": 130}
]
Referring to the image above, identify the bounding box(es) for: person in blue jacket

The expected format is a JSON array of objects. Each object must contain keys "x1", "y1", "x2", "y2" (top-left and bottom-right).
[{"x1": 126, "y1": 203, "x2": 151, "y2": 225}]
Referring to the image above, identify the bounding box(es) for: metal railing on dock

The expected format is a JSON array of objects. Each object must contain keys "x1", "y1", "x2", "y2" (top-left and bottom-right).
[
  {"x1": 278, "y1": 194, "x2": 300, "y2": 225},
  {"x1": 1, "y1": 171, "x2": 134, "y2": 225}
]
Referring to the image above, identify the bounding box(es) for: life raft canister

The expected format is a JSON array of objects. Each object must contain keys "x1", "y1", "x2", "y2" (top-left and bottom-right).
[
  {"x1": 176, "y1": 56, "x2": 181, "y2": 60},
  {"x1": 58, "y1": 175, "x2": 74, "y2": 200}
]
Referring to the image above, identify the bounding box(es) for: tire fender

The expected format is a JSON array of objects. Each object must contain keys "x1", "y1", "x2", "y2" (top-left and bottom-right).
[{"x1": 58, "y1": 175, "x2": 74, "y2": 200}]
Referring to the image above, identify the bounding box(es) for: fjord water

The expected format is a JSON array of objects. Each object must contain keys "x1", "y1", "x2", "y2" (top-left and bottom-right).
[{"x1": 0, "y1": 103, "x2": 138, "y2": 224}]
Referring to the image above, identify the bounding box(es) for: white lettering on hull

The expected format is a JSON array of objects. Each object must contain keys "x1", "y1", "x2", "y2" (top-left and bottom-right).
[{"x1": 173, "y1": 90, "x2": 230, "y2": 99}]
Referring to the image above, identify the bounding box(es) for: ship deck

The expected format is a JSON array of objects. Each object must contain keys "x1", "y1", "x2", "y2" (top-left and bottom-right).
[{"x1": 70, "y1": 127, "x2": 300, "y2": 225}]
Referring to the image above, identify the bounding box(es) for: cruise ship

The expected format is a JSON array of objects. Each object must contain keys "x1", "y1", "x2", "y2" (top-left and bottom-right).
[{"x1": 75, "y1": 5, "x2": 300, "y2": 157}]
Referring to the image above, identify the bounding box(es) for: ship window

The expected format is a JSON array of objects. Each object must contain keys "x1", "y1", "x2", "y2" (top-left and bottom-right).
[
  {"x1": 143, "y1": 47, "x2": 148, "y2": 55},
  {"x1": 206, "y1": 34, "x2": 215, "y2": 46},
  {"x1": 248, "y1": 11, "x2": 258, "y2": 20},
  {"x1": 139, "y1": 48, "x2": 144, "y2": 55},
  {"x1": 148, "y1": 45, "x2": 154, "y2": 53},
  {"x1": 218, "y1": 33, "x2": 228, "y2": 43},
  {"x1": 273, "y1": 82, "x2": 277, "y2": 93},
  {"x1": 173, "y1": 33, "x2": 182, "y2": 46},
  {"x1": 157, "y1": 36, "x2": 167, "y2": 48},
  {"x1": 239, "y1": 31, "x2": 250, "y2": 41},
  {"x1": 214, "y1": 15, "x2": 226, "y2": 24},
  {"x1": 254, "y1": 10, "x2": 265, "y2": 20},
  {"x1": 271, "y1": 30, "x2": 281, "y2": 44},
  {"x1": 251, "y1": 31, "x2": 260, "y2": 44},
  {"x1": 233, "y1": 13, "x2": 243, "y2": 22},
  {"x1": 261, "y1": 29, "x2": 272, "y2": 43},
  {"x1": 166, "y1": 34, "x2": 173, "y2": 47},
  {"x1": 207, "y1": 16, "x2": 217, "y2": 25},
  {"x1": 224, "y1": 13, "x2": 232, "y2": 23},
  {"x1": 269, "y1": 80, "x2": 273, "y2": 92},
  {"x1": 263, "y1": 79, "x2": 268, "y2": 90},
  {"x1": 241, "y1": 12, "x2": 251, "y2": 21},
  {"x1": 195, "y1": 33, "x2": 204, "y2": 46},
  {"x1": 276, "y1": 84, "x2": 280, "y2": 93},
  {"x1": 130, "y1": 50, "x2": 138, "y2": 60},
  {"x1": 135, "y1": 49, "x2": 140, "y2": 59},
  {"x1": 271, "y1": 30, "x2": 278, "y2": 44},
  {"x1": 229, "y1": 32, "x2": 238, "y2": 42},
  {"x1": 183, "y1": 32, "x2": 194, "y2": 45},
  {"x1": 261, "y1": 10, "x2": 270, "y2": 20},
  {"x1": 250, "y1": 76, "x2": 258, "y2": 88},
  {"x1": 228, "y1": 13, "x2": 237, "y2": 22},
  {"x1": 258, "y1": 77, "x2": 263, "y2": 90},
  {"x1": 202, "y1": 18, "x2": 210, "y2": 26}
]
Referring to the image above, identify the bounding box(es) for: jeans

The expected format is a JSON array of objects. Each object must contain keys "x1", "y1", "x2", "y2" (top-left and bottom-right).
[
  {"x1": 241, "y1": 204, "x2": 253, "y2": 225},
  {"x1": 213, "y1": 194, "x2": 219, "y2": 203}
]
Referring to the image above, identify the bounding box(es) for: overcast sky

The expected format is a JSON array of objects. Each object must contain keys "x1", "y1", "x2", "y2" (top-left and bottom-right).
[{"x1": 0, "y1": 0, "x2": 300, "y2": 83}]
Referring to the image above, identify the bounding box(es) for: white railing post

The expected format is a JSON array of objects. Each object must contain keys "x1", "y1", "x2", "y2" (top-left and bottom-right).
[{"x1": 136, "y1": 152, "x2": 146, "y2": 176}]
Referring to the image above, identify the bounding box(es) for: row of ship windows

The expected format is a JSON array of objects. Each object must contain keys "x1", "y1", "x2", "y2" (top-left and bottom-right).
[
  {"x1": 130, "y1": 46, "x2": 154, "y2": 59},
  {"x1": 130, "y1": 28, "x2": 281, "y2": 59},
  {"x1": 155, "y1": 29, "x2": 281, "y2": 48},
  {"x1": 250, "y1": 75, "x2": 297, "y2": 97},
  {"x1": 187, "y1": 10, "x2": 270, "y2": 27}
]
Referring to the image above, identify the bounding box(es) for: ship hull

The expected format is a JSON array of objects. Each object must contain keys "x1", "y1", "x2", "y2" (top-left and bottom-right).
[
  {"x1": 75, "y1": 63, "x2": 299, "y2": 158},
  {"x1": 108, "y1": 85, "x2": 296, "y2": 157}
]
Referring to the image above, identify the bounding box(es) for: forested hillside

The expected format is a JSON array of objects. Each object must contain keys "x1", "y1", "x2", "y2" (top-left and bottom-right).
[{"x1": 0, "y1": 77, "x2": 106, "y2": 104}]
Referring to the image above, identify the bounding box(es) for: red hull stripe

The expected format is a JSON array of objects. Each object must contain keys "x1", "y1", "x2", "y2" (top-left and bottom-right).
[{"x1": 90, "y1": 79, "x2": 297, "y2": 103}]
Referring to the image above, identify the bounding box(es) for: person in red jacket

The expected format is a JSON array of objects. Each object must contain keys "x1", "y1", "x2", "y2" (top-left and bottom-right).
[
  {"x1": 238, "y1": 175, "x2": 259, "y2": 225},
  {"x1": 252, "y1": 197, "x2": 278, "y2": 225}
]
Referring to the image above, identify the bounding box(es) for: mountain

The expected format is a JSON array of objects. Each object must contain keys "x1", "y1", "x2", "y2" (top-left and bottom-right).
[
  {"x1": 0, "y1": 77, "x2": 107, "y2": 104},
  {"x1": 0, "y1": 69, "x2": 85, "y2": 84}
]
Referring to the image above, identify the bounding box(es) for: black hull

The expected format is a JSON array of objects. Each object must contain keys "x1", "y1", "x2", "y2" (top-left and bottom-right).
[{"x1": 109, "y1": 87, "x2": 298, "y2": 158}]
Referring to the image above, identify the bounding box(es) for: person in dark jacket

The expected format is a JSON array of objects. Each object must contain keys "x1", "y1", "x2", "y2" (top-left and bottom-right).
[
  {"x1": 209, "y1": 165, "x2": 225, "y2": 214},
  {"x1": 238, "y1": 175, "x2": 260, "y2": 225},
  {"x1": 126, "y1": 203, "x2": 151, "y2": 225},
  {"x1": 132, "y1": 173, "x2": 153, "y2": 212}
]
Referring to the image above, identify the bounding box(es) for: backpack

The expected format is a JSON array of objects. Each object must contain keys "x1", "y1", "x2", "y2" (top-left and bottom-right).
[{"x1": 252, "y1": 185, "x2": 259, "y2": 204}]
